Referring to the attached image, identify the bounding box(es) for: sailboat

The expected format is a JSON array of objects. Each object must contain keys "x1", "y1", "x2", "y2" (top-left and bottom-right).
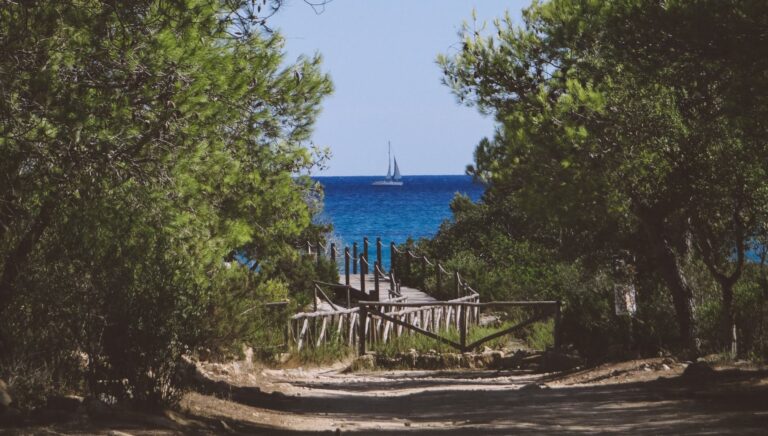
[{"x1": 372, "y1": 141, "x2": 404, "y2": 186}]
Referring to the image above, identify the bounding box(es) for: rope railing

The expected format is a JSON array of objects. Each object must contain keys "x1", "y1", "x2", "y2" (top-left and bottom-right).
[
  {"x1": 456, "y1": 272, "x2": 480, "y2": 297},
  {"x1": 406, "y1": 250, "x2": 424, "y2": 260},
  {"x1": 289, "y1": 239, "x2": 565, "y2": 355},
  {"x1": 374, "y1": 262, "x2": 388, "y2": 279},
  {"x1": 359, "y1": 256, "x2": 370, "y2": 267},
  {"x1": 296, "y1": 240, "x2": 339, "y2": 267},
  {"x1": 296, "y1": 236, "x2": 481, "y2": 306},
  {"x1": 389, "y1": 242, "x2": 482, "y2": 300}
]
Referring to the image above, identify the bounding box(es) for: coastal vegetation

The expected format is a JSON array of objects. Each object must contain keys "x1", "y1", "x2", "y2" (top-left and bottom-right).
[
  {"x1": 2, "y1": 0, "x2": 767, "y2": 428},
  {"x1": 422, "y1": 0, "x2": 768, "y2": 361},
  {"x1": 0, "y1": 0, "x2": 335, "y2": 409},
  {"x1": 370, "y1": 320, "x2": 551, "y2": 358}
]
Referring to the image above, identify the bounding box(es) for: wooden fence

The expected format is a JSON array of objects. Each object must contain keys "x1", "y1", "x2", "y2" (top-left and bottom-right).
[
  {"x1": 291, "y1": 238, "x2": 560, "y2": 355},
  {"x1": 301, "y1": 237, "x2": 479, "y2": 301},
  {"x1": 289, "y1": 293, "x2": 480, "y2": 351},
  {"x1": 357, "y1": 300, "x2": 562, "y2": 355}
]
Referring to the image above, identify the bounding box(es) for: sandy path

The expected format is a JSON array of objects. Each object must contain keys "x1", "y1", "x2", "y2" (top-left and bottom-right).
[
  {"x1": 178, "y1": 360, "x2": 768, "y2": 435},
  {"x1": 15, "y1": 359, "x2": 768, "y2": 435}
]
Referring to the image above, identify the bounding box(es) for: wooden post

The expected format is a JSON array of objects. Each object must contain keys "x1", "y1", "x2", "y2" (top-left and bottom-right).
[
  {"x1": 363, "y1": 237, "x2": 369, "y2": 274},
  {"x1": 358, "y1": 306, "x2": 368, "y2": 355},
  {"x1": 346, "y1": 286, "x2": 351, "y2": 308},
  {"x1": 360, "y1": 254, "x2": 366, "y2": 294},
  {"x1": 374, "y1": 267, "x2": 380, "y2": 301},
  {"x1": 376, "y1": 237, "x2": 382, "y2": 271},
  {"x1": 352, "y1": 242, "x2": 358, "y2": 274},
  {"x1": 436, "y1": 263, "x2": 442, "y2": 294},
  {"x1": 390, "y1": 242, "x2": 396, "y2": 273},
  {"x1": 330, "y1": 243, "x2": 336, "y2": 264},
  {"x1": 283, "y1": 321, "x2": 290, "y2": 351},
  {"x1": 454, "y1": 271, "x2": 460, "y2": 299},
  {"x1": 313, "y1": 287, "x2": 318, "y2": 312},
  {"x1": 307, "y1": 241, "x2": 312, "y2": 255},
  {"x1": 344, "y1": 247, "x2": 350, "y2": 286},
  {"x1": 460, "y1": 304, "x2": 467, "y2": 352},
  {"x1": 312, "y1": 317, "x2": 317, "y2": 349},
  {"x1": 389, "y1": 268, "x2": 396, "y2": 297},
  {"x1": 554, "y1": 300, "x2": 562, "y2": 352}
]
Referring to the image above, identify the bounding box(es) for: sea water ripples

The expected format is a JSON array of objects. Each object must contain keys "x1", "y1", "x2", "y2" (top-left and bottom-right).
[{"x1": 314, "y1": 175, "x2": 484, "y2": 268}]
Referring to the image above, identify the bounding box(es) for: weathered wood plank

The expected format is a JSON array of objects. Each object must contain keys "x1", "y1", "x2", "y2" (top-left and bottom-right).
[
  {"x1": 297, "y1": 318, "x2": 309, "y2": 351},
  {"x1": 367, "y1": 308, "x2": 462, "y2": 350}
]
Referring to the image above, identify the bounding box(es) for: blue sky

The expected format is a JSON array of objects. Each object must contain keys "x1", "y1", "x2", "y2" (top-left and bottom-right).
[{"x1": 270, "y1": 0, "x2": 528, "y2": 176}]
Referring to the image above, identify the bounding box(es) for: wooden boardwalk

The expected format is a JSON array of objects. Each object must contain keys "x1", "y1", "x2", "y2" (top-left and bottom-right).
[
  {"x1": 345, "y1": 274, "x2": 437, "y2": 303},
  {"x1": 315, "y1": 273, "x2": 436, "y2": 312},
  {"x1": 291, "y1": 238, "x2": 560, "y2": 355}
]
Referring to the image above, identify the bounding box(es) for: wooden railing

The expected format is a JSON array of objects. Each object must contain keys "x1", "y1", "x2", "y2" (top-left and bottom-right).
[
  {"x1": 288, "y1": 293, "x2": 478, "y2": 351},
  {"x1": 357, "y1": 300, "x2": 561, "y2": 355},
  {"x1": 300, "y1": 237, "x2": 480, "y2": 299},
  {"x1": 289, "y1": 296, "x2": 563, "y2": 353},
  {"x1": 290, "y1": 237, "x2": 561, "y2": 355},
  {"x1": 391, "y1": 244, "x2": 480, "y2": 300}
]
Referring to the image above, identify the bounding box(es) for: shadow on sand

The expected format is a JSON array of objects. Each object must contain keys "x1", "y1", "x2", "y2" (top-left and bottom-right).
[{"x1": 175, "y1": 367, "x2": 768, "y2": 435}]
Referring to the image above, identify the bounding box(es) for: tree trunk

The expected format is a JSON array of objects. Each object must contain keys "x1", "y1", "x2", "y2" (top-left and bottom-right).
[
  {"x1": 0, "y1": 198, "x2": 55, "y2": 309},
  {"x1": 642, "y1": 219, "x2": 700, "y2": 357},
  {"x1": 719, "y1": 280, "x2": 737, "y2": 357},
  {"x1": 656, "y1": 242, "x2": 700, "y2": 357}
]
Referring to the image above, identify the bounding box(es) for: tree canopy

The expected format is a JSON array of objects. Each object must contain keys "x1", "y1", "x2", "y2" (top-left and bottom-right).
[
  {"x1": 437, "y1": 0, "x2": 768, "y2": 356},
  {"x1": 1, "y1": 0, "x2": 333, "y2": 407}
]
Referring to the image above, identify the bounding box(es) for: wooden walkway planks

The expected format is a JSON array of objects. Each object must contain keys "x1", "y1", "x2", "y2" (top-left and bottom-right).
[{"x1": 344, "y1": 274, "x2": 437, "y2": 303}]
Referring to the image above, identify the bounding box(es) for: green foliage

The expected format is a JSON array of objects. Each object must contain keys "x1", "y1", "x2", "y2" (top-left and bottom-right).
[
  {"x1": 436, "y1": 0, "x2": 768, "y2": 358},
  {"x1": 200, "y1": 274, "x2": 290, "y2": 359},
  {"x1": 526, "y1": 320, "x2": 554, "y2": 351},
  {"x1": 0, "y1": 0, "x2": 332, "y2": 408},
  {"x1": 295, "y1": 332, "x2": 353, "y2": 365},
  {"x1": 371, "y1": 323, "x2": 513, "y2": 357},
  {"x1": 698, "y1": 264, "x2": 768, "y2": 358}
]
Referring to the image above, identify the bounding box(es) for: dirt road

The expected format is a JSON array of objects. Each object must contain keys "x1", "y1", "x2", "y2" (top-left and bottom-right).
[
  {"x1": 178, "y1": 358, "x2": 768, "y2": 435},
  {"x1": 10, "y1": 358, "x2": 768, "y2": 435}
]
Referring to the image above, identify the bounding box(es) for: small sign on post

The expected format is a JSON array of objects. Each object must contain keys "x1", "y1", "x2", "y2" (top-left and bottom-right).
[
  {"x1": 614, "y1": 283, "x2": 637, "y2": 316},
  {"x1": 612, "y1": 251, "x2": 637, "y2": 317}
]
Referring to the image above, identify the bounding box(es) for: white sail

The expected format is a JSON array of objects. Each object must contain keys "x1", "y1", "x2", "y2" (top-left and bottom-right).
[{"x1": 372, "y1": 141, "x2": 404, "y2": 186}]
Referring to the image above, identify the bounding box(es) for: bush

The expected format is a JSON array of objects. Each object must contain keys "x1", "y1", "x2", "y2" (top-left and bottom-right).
[
  {"x1": 697, "y1": 265, "x2": 768, "y2": 360},
  {"x1": 408, "y1": 194, "x2": 704, "y2": 362},
  {"x1": 526, "y1": 320, "x2": 555, "y2": 351},
  {"x1": 0, "y1": 0, "x2": 333, "y2": 410},
  {"x1": 295, "y1": 331, "x2": 353, "y2": 365}
]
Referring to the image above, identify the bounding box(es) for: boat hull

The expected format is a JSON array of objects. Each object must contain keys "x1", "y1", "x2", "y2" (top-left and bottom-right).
[{"x1": 372, "y1": 180, "x2": 404, "y2": 186}]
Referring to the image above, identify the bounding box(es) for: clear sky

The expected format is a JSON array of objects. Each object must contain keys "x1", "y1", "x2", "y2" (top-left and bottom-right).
[{"x1": 269, "y1": 0, "x2": 529, "y2": 176}]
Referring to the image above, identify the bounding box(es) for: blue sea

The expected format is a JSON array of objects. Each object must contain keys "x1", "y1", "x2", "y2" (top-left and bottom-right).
[{"x1": 314, "y1": 175, "x2": 485, "y2": 269}]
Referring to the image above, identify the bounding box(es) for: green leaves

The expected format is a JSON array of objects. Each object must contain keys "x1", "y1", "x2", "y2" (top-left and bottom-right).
[
  {"x1": 438, "y1": 0, "x2": 768, "y2": 355},
  {"x1": 1, "y1": 0, "x2": 332, "y2": 406}
]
